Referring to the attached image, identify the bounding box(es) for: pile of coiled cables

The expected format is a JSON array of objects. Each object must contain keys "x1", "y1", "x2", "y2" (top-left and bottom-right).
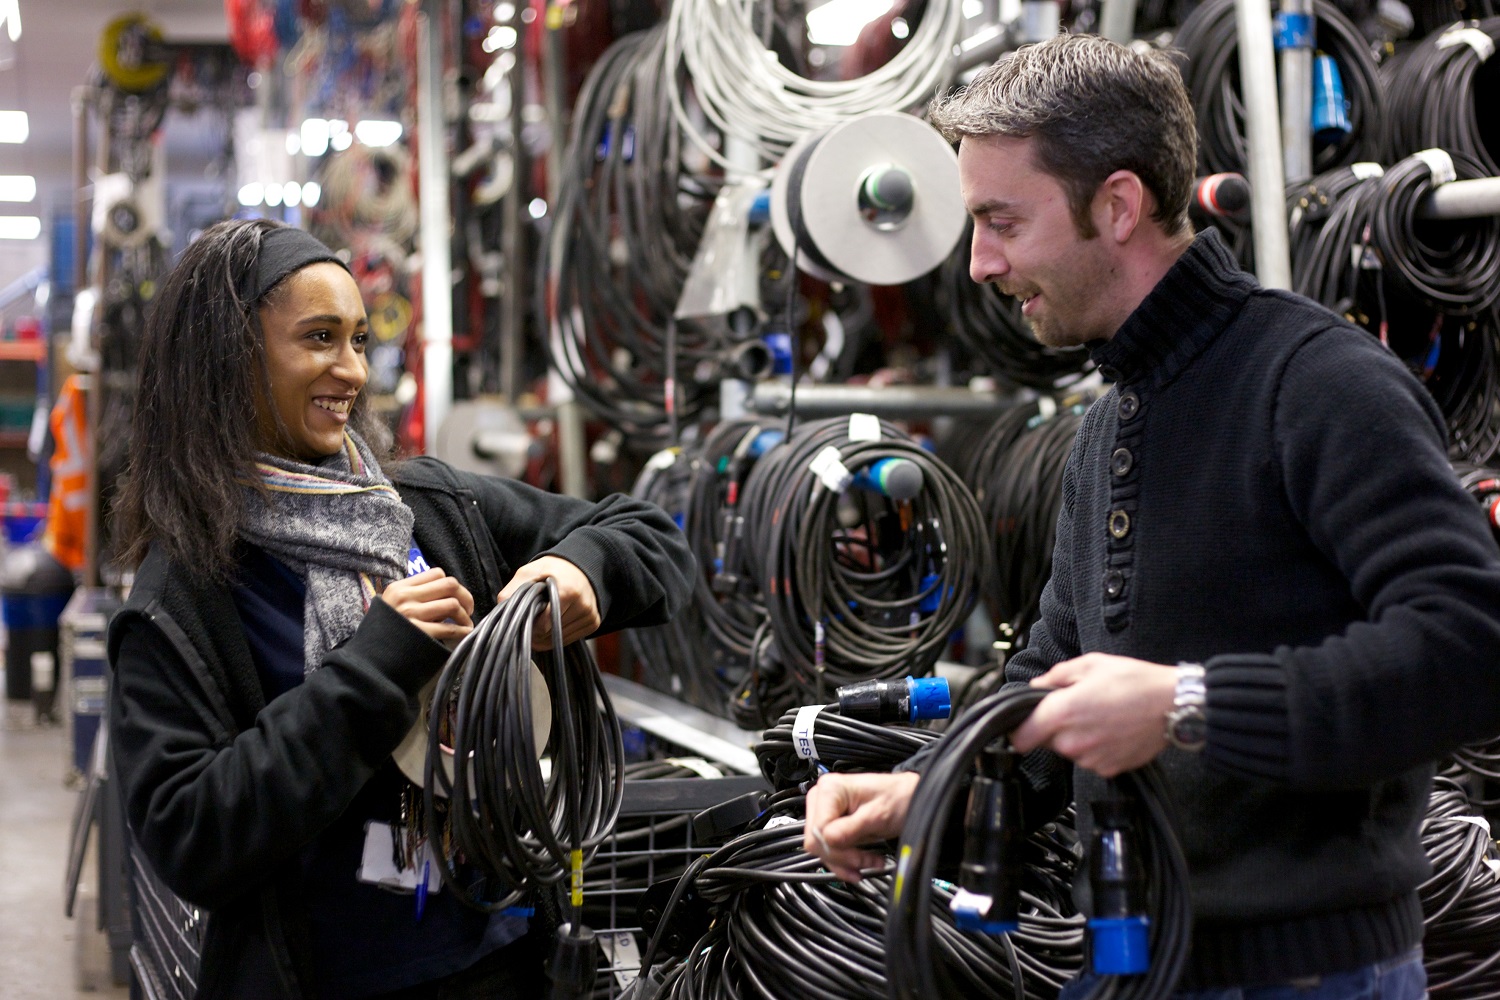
[
  {"x1": 933, "y1": 222, "x2": 1095, "y2": 390},
  {"x1": 735, "y1": 416, "x2": 988, "y2": 720},
  {"x1": 664, "y1": 0, "x2": 963, "y2": 169},
  {"x1": 753, "y1": 702, "x2": 941, "y2": 789},
  {"x1": 1418, "y1": 770, "x2": 1500, "y2": 997},
  {"x1": 543, "y1": 24, "x2": 728, "y2": 444},
  {"x1": 1174, "y1": 0, "x2": 1385, "y2": 179},
  {"x1": 1287, "y1": 154, "x2": 1500, "y2": 463},
  {"x1": 889, "y1": 686, "x2": 1191, "y2": 1000},
  {"x1": 1382, "y1": 18, "x2": 1500, "y2": 174},
  {"x1": 423, "y1": 577, "x2": 624, "y2": 920}
]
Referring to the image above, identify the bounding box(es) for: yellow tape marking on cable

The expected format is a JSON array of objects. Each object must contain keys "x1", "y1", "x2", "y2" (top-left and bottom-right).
[
  {"x1": 570, "y1": 849, "x2": 584, "y2": 908},
  {"x1": 894, "y1": 845, "x2": 912, "y2": 904}
]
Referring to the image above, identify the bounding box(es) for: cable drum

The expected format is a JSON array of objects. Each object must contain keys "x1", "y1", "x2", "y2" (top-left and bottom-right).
[
  {"x1": 769, "y1": 113, "x2": 968, "y2": 286},
  {"x1": 1382, "y1": 18, "x2": 1500, "y2": 174}
]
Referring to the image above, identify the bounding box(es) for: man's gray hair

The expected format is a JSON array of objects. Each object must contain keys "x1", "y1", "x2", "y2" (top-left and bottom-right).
[{"x1": 929, "y1": 33, "x2": 1197, "y2": 237}]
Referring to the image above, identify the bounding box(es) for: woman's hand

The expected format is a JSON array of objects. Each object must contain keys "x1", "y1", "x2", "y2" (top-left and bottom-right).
[
  {"x1": 498, "y1": 556, "x2": 600, "y2": 651},
  {"x1": 379, "y1": 567, "x2": 475, "y2": 646}
]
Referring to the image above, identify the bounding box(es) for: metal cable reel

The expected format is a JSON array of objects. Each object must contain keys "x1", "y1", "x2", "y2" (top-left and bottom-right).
[{"x1": 769, "y1": 111, "x2": 967, "y2": 285}]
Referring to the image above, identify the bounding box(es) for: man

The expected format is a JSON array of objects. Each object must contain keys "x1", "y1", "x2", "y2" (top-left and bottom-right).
[{"x1": 804, "y1": 33, "x2": 1500, "y2": 998}]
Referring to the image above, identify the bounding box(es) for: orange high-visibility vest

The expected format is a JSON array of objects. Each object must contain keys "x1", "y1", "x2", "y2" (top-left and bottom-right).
[{"x1": 42, "y1": 374, "x2": 88, "y2": 571}]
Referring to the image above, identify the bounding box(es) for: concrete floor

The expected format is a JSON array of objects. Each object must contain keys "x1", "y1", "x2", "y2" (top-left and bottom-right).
[{"x1": 0, "y1": 697, "x2": 130, "y2": 999}]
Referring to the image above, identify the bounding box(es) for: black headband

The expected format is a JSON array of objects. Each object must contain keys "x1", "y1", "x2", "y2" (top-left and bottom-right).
[{"x1": 247, "y1": 226, "x2": 348, "y2": 304}]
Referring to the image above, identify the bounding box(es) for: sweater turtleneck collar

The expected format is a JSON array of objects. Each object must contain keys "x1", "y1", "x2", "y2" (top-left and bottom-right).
[{"x1": 1088, "y1": 227, "x2": 1259, "y2": 390}]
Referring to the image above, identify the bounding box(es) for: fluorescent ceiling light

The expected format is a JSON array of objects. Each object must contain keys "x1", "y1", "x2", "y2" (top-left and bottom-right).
[
  {"x1": 355, "y1": 120, "x2": 403, "y2": 147},
  {"x1": 0, "y1": 216, "x2": 40, "y2": 240},
  {"x1": 302, "y1": 181, "x2": 322, "y2": 207},
  {"x1": 300, "y1": 118, "x2": 330, "y2": 158},
  {"x1": 806, "y1": 0, "x2": 893, "y2": 46},
  {"x1": 0, "y1": 111, "x2": 27, "y2": 144},
  {"x1": 238, "y1": 182, "x2": 264, "y2": 207},
  {"x1": 283, "y1": 181, "x2": 302, "y2": 207},
  {"x1": 264, "y1": 183, "x2": 283, "y2": 207},
  {"x1": 0, "y1": 175, "x2": 35, "y2": 202},
  {"x1": 0, "y1": 0, "x2": 20, "y2": 43}
]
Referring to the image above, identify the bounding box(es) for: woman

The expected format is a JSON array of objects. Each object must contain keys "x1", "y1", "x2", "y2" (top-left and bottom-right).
[{"x1": 108, "y1": 219, "x2": 694, "y2": 999}]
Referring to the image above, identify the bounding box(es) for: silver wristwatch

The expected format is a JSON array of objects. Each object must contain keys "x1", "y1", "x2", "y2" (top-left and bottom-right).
[{"x1": 1164, "y1": 663, "x2": 1207, "y2": 753}]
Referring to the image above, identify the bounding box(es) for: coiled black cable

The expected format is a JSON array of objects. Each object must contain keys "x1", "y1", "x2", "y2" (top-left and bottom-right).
[
  {"x1": 1382, "y1": 18, "x2": 1500, "y2": 174},
  {"x1": 424, "y1": 578, "x2": 625, "y2": 914},
  {"x1": 1419, "y1": 771, "x2": 1500, "y2": 997},
  {"x1": 754, "y1": 704, "x2": 942, "y2": 790},
  {"x1": 1174, "y1": 0, "x2": 1385, "y2": 178},
  {"x1": 888, "y1": 686, "x2": 1190, "y2": 1000},
  {"x1": 736, "y1": 416, "x2": 988, "y2": 714}
]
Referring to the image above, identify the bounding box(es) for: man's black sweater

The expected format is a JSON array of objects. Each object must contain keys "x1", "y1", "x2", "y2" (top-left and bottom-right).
[{"x1": 1006, "y1": 230, "x2": 1500, "y2": 988}]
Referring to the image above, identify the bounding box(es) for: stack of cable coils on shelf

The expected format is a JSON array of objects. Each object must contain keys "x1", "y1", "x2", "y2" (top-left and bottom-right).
[
  {"x1": 1287, "y1": 153, "x2": 1500, "y2": 463},
  {"x1": 768, "y1": 112, "x2": 967, "y2": 286},
  {"x1": 1174, "y1": 0, "x2": 1384, "y2": 177},
  {"x1": 633, "y1": 811, "x2": 1086, "y2": 1000},
  {"x1": 935, "y1": 223, "x2": 1093, "y2": 390},
  {"x1": 735, "y1": 415, "x2": 987, "y2": 716},
  {"x1": 543, "y1": 24, "x2": 725, "y2": 443},
  {"x1": 423, "y1": 578, "x2": 624, "y2": 912},
  {"x1": 1382, "y1": 19, "x2": 1500, "y2": 173},
  {"x1": 1418, "y1": 771, "x2": 1500, "y2": 996},
  {"x1": 888, "y1": 687, "x2": 1191, "y2": 1000}
]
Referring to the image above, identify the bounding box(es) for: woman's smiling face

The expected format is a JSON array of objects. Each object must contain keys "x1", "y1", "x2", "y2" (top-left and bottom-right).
[{"x1": 255, "y1": 262, "x2": 369, "y2": 462}]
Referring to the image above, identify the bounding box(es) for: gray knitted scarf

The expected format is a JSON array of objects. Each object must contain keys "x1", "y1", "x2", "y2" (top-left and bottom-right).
[{"x1": 239, "y1": 431, "x2": 414, "y2": 673}]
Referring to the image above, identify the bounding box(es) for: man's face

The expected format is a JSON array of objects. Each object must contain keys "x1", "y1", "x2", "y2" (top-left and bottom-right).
[{"x1": 959, "y1": 134, "x2": 1120, "y2": 348}]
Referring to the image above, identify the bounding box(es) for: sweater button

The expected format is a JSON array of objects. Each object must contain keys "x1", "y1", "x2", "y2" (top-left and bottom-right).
[
  {"x1": 1109, "y1": 510, "x2": 1131, "y2": 539},
  {"x1": 1111, "y1": 448, "x2": 1133, "y2": 476},
  {"x1": 1118, "y1": 392, "x2": 1140, "y2": 421},
  {"x1": 1104, "y1": 569, "x2": 1125, "y2": 599}
]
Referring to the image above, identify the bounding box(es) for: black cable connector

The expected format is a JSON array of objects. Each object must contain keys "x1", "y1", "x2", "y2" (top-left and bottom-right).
[
  {"x1": 1088, "y1": 784, "x2": 1151, "y2": 976},
  {"x1": 546, "y1": 922, "x2": 599, "y2": 1000},
  {"x1": 951, "y1": 745, "x2": 1024, "y2": 935}
]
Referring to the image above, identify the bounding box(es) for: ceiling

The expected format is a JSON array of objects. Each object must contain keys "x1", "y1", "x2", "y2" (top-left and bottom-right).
[{"x1": 0, "y1": 1, "x2": 229, "y2": 222}]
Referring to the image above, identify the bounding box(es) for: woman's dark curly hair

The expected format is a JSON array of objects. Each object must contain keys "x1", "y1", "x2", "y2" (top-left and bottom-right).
[{"x1": 114, "y1": 218, "x2": 386, "y2": 581}]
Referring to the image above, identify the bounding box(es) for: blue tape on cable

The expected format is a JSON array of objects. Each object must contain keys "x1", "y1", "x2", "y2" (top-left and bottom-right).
[{"x1": 1273, "y1": 11, "x2": 1315, "y2": 49}]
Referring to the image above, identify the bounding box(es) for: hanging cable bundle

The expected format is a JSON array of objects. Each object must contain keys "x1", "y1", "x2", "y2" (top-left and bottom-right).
[
  {"x1": 1453, "y1": 462, "x2": 1500, "y2": 546},
  {"x1": 734, "y1": 416, "x2": 988, "y2": 717},
  {"x1": 1381, "y1": 18, "x2": 1500, "y2": 174},
  {"x1": 1418, "y1": 771, "x2": 1500, "y2": 996},
  {"x1": 1173, "y1": 0, "x2": 1385, "y2": 177},
  {"x1": 935, "y1": 222, "x2": 1094, "y2": 390},
  {"x1": 888, "y1": 686, "x2": 1191, "y2": 1000},
  {"x1": 543, "y1": 25, "x2": 728, "y2": 443},
  {"x1": 664, "y1": 0, "x2": 963, "y2": 172},
  {"x1": 423, "y1": 578, "x2": 625, "y2": 914},
  {"x1": 1288, "y1": 163, "x2": 1500, "y2": 464}
]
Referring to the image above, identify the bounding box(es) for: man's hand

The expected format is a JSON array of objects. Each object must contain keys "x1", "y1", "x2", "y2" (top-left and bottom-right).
[
  {"x1": 803, "y1": 771, "x2": 920, "y2": 882},
  {"x1": 498, "y1": 556, "x2": 600, "y2": 651},
  {"x1": 380, "y1": 567, "x2": 475, "y2": 647},
  {"x1": 1009, "y1": 653, "x2": 1177, "y2": 777}
]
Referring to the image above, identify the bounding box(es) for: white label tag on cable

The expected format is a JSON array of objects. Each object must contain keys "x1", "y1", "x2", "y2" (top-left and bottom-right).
[
  {"x1": 1437, "y1": 26, "x2": 1495, "y2": 61},
  {"x1": 645, "y1": 448, "x2": 679, "y2": 472},
  {"x1": 793, "y1": 705, "x2": 824, "y2": 759},
  {"x1": 1454, "y1": 814, "x2": 1492, "y2": 834},
  {"x1": 809, "y1": 445, "x2": 853, "y2": 493},
  {"x1": 848, "y1": 413, "x2": 882, "y2": 442},
  {"x1": 765, "y1": 814, "x2": 800, "y2": 829},
  {"x1": 1486, "y1": 858, "x2": 1500, "y2": 876},
  {"x1": 598, "y1": 931, "x2": 642, "y2": 989},
  {"x1": 1350, "y1": 162, "x2": 1385, "y2": 180},
  {"x1": 1413, "y1": 148, "x2": 1458, "y2": 186},
  {"x1": 1036, "y1": 395, "x2": 1057, "y2": 420},
  {"x1": 664, "y1": 756, "x2": 725, "y2": 779}
]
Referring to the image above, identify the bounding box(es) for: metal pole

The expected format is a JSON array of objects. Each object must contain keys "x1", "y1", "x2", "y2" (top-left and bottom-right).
[
  {"x1": 749, "y1": 382, "x2": 1017, "y2": 419},
  {"x1": 418, "y1": 2, "x2": 454, "y2": 453},
  {"x1": 542, "y1": 5, "x2": 589, "y2": 497},
  {"x1": 1418, "y1": 176, "x2": 1500, "y2": 220},
  {"x1": 500, "y1": 26, "x2": 526, "y2": 405},
  {"x1": 1235, "y1": 0, "x2": 1293, "y2": 289},
  {"x1": 1276, "y1": 0, "x2": 1314, "y2": 185},
  {"x1": 1099, "y1": 0, "x2": 1139, "y2": 44}
]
